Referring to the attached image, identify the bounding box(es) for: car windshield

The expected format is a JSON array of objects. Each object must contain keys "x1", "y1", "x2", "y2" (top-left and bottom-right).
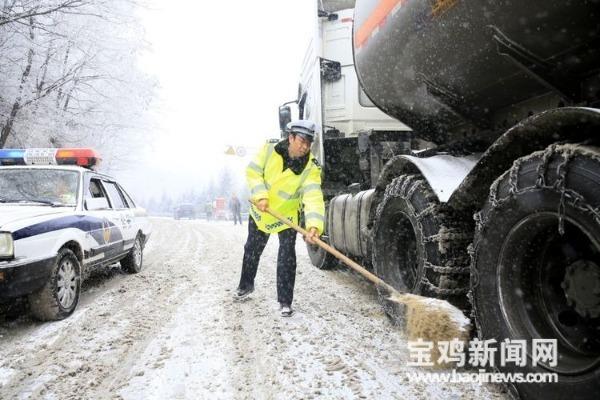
[{"x1": 0, "y1": 169, "x2": 79, "y2": 206}]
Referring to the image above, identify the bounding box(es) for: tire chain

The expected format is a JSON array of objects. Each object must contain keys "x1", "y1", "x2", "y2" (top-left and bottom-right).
[
  {"x1": 378, "y1": 174, "x2": 470, "y2": 297},
  {"x1": 476, "y1": 144, "x2": 600, "y2": 233},
  {"x1": 470, "y1": 143, "x2": 600, "y2": 318}
]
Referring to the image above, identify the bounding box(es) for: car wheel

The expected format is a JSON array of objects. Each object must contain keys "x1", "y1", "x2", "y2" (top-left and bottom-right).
[
  {"x1": 121, "y1": 235, "x2": 143, "y2": 274},
  {"x1": 29, "y1": 248, "x2": 81, "y2": 321},
  {"x1": 372, "y1": 174, "x2": 471, "y2": 323},
  {"x1": 471, "y1": 144, "x2": 600, "y2": 399}
]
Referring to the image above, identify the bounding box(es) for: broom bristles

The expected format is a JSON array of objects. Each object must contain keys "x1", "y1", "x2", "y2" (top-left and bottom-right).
[{"x1": 389, "y1": 293, "x2": 471, "y2": 367}]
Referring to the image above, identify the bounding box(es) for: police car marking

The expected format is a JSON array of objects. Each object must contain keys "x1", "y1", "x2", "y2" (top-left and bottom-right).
[{"x1": 12, "y1": 215, "x2": 122, "y2": 243}]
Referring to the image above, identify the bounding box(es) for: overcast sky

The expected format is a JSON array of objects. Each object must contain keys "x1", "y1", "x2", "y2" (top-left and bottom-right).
[{"x1": 118, "y1": 0, "x2": 315, "y2": 201}]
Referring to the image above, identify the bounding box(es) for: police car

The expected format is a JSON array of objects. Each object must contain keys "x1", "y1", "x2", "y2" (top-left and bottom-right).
[{"x1": 0, "y1": 148, "x2": 151, "y2": 321}]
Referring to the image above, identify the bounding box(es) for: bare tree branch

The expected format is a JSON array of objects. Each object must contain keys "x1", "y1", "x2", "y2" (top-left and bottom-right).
[{"x1": 0, "y1": 1, "x2": 89, "y2": 27}]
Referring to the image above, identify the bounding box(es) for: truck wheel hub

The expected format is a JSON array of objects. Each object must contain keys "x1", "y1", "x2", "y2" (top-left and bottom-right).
[{"x1": 562, "y1": 260, "x2": 600, "y2": 319}]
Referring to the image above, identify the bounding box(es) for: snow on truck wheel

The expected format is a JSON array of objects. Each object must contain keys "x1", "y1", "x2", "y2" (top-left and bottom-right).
[
  {"x1": 371, "y1": 174, "x2": 471, "y2": 323},
  {"x1": 471, "y1": 144, "x2": 600, "y2": 400}
]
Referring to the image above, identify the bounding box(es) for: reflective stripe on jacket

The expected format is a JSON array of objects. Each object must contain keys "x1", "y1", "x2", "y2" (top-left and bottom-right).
[{"x1": 246, "y1": 142, "x2": 325, "y2": 234}]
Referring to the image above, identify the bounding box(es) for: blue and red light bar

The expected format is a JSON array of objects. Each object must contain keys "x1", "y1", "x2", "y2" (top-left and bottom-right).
[
  {"x1": 0, "y1": 148, "x2": 101, "y2": 169},
  {"x1": 0, "y1": 149, "x2": 26, "y2": 165}
]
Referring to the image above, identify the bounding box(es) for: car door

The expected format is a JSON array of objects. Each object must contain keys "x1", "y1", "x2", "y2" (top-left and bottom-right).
[
  {"x1": 116, "y1": 183, "x2": 145, "y2": 243},
  {"x1": 82, "y1": 175, "x2": 121, "y2": 267},
  {"x1": 101, "y1": 180, "x2": 136, "y2": 256}
]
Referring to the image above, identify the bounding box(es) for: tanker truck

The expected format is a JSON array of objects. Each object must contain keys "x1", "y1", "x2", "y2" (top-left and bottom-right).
[{"x1": 279, "y1": 0, "x2": 600, "y2": 398}]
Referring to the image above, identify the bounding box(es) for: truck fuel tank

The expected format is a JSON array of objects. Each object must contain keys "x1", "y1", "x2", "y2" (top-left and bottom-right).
[{"x1": 328, "y1": 189, "x2": 375, "y2": 260}]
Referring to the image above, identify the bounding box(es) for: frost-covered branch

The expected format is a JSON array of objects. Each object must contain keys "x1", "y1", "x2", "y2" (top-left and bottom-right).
[
  {"x1": 0, "y1": 0, "x2": 156, "y2": 169},
  {"x1": 0, "y1": 0, "x2": 89, "y2": 27}
]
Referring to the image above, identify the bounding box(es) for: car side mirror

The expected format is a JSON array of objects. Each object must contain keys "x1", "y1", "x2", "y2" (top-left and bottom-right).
[
  {"x1": 278, "y1": 105, "x2": 292, "y2": 132},
  {"x1": 85, "y1": 197, "x2": 110, "y2": 210}
]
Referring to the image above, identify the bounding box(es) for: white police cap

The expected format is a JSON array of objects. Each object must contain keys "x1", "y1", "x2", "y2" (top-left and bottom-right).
[{"x1": 286, "y1": 120, "x2": 317, "y2": 142}]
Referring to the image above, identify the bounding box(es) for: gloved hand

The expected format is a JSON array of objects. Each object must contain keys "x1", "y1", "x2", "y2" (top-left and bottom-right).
[
  {"x1": 256, "y1": 198, "x2": 268, "y2": 212},
  {"x1": 304, "y1": 227, "x2": 320, "y2": 245}
]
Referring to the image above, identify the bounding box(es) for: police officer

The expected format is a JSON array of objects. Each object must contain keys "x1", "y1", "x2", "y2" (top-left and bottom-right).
[{"x1": 235, "y1": 120, "x2": 325, "y2": 317}]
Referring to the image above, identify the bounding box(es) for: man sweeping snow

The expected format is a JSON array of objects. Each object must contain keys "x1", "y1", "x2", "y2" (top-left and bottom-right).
[{"x1": 234, "y1": 120, "x2": 325, "y2": 317}]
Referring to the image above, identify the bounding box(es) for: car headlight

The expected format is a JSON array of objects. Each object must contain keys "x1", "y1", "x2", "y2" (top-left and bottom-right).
[{"x1": 0, "y1": 232, "x2": 14, "y2": 258}]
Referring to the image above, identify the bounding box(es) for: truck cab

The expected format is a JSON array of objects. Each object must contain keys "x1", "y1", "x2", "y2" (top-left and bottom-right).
[{"x1": 282, "y1": 3, "x2": 411, "y2": 199}]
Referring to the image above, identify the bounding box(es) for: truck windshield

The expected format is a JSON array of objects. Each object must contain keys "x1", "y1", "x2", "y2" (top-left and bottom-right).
[{"x1": 0, "y1": 169, "x2": 79, "y2": 206}]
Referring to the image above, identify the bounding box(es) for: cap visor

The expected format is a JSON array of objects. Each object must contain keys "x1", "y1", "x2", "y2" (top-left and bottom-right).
[{"x1": 298, "y1": 133, "x2": 314, "y2": 143}]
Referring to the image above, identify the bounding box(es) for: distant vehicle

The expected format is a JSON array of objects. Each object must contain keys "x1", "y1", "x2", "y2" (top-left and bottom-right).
[
  {"x1": 213, "y1": 197, "x2": 227, "y2": 220},
  {"x1": 0, "y1": 148, "x2": 151, "y2": 321},
  {"x1": 174, "y1": 203, "x2": 195, "y2": 220}
]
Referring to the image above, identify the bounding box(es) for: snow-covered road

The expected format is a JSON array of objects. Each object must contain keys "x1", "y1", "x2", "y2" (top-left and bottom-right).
[{"x1": 0, "y1": 218, "x2": 508, "y2": 399}]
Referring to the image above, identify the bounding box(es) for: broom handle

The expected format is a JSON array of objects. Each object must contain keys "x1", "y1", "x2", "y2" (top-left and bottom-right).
[{"x1": 252, "y1": 201, "x2": 398, "y2": 295}]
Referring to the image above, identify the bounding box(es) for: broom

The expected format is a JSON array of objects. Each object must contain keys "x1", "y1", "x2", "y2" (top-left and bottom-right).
[{"x1": 253, "y1": 201, "x2": 471, "y2": 349}]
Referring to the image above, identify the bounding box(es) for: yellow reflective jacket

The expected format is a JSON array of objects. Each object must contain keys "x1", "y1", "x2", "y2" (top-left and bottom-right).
[{"x1": 247, "y1": 141, "x2": 325, "y2": 234}]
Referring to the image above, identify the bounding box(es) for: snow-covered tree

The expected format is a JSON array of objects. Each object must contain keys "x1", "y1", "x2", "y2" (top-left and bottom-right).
[{"x1": 0, "y1": 0, "x2": 155, "y2": 171}]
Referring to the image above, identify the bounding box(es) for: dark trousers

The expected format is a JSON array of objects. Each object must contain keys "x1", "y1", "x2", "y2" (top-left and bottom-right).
[
  {"x1": 238, "y1": 217, "x2": 297, "y2": 305},
  {"x1": 233, "y1": 211, "x2": 242, "y2": 225}
]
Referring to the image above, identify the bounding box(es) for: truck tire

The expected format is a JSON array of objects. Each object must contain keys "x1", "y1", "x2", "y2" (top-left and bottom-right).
[
  {"x1": 372, "y1": 174, "x2": 470, "y2": 322},
  {"x1": 121, "y1": 234, "x2": 144, "y2": 274},
  {"x1": 471, "y1": 144, "x2": 600, "y2": 399},
  {"x1": 29, "y1": 248, "x2": 81, "y2": 321},
  {"x1": 303, "y1": 203, "x2": 337, "y2": 270},
  {"x1": 306, "y1": 240, "x2": 338, "y2": 270}
]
